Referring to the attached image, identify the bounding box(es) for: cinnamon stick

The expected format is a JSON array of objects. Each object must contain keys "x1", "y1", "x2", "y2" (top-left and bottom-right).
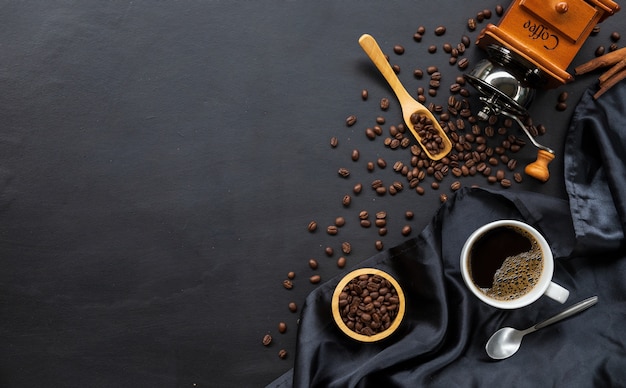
[
  {"x1": 598, "y1": 58, "x2": 626, "y2": 85},
  {"x1": 575, "y1": 47, "x2": 626, "y2": 75},
  {"x1": 593, "y1": 67, "x2": 626, "y2": 99}
]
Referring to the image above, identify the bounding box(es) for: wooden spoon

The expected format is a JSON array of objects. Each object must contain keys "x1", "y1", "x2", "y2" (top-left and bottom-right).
[{"x1": 359, "y1": 34, "x2": 451, "y2": 160}]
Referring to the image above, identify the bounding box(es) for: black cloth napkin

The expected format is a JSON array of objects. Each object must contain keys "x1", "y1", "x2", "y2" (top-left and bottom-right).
[{"x1": 269, "y1": 83, "x2": 626, "y2": 387}]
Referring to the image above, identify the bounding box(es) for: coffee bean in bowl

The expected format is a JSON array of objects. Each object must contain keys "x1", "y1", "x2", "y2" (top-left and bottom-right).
[{"x1": 331, "y1": 268, "x2": 405, "y2": 342}]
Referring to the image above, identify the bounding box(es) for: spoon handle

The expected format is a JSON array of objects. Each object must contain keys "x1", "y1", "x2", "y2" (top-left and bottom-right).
[
  {"x1": 533, "y1": 296, "x2": 598, "y2": 331},
  {"x1": 358, "y1": 34, "x2": 412, "y2": 102}
]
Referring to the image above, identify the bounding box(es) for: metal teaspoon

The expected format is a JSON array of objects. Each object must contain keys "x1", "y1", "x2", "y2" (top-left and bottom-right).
[{"x1": 485, "y1": 296, "x2": 598, "y2": 360}]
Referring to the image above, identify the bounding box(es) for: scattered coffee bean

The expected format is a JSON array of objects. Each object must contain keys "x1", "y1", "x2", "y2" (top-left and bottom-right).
[
  {"x1": 558, "y1": 91, "x2": 568, "y2": 102},
  {"x1": 335, "y1": 216, "x2": 346, "y2": 227},
  {"x1": 310, "y1": 275, "x2": 321, "y2": 284},
  {"x1": 405, "y1": 210, "x2": 414, "y2": 219},
  {"x1": 428, "y1": 45, "x2": 437, "y2": 53},
  {"x1": 361, "y1": 89, "x2": 368, "y2": 100},
  {"x1": 287, "y1": 271, "x2": 295, "y2": 280},
  {"x1": 342, "y1": 241, "x2": 352, "y2": 254},
  {"x1": 337, "y1": 256, "x2": 347, "y2": 268},
  {"x1": 595, "y1": 45, "x2": 606, "y2": 57},
  {"x1": 325, "y1": 246, "x2": 334, "y2": 256},
  {"x1": 413, "y1": 32, "x2": 423, "y2": 42},
  {"x1": 309, "y1": 258, "x2": 318, "y2": 269},
  {"x1": 380, "y1": 98, "x2": 390, "y2": 110},
  {"x1": 556, "y1": 102, "x2": 567, "y2": 111},
  {"x1": 496, "y1": 4, "x2": 504, "y2": 16},
  {"x1": 611, "y1": 31, "x2": 621, "y2": 42},
  {"x1": 440, "y1": 193, "x2": 448, "y2": 203},
  {"x1": 283, "y1": 279, "x2": 293, "y2": 290},
  {"x1": 468, "y1": 18, "x2": 477, "y2": 31},
  {"x1": 342, "y1": 194, "x2": 351, "y2": 207},
  {"x1": 457, "y1": 57, "x2": 469, "y2": 70},
  {"x1": 346, "y1": 115, "x2": 357, "y2": 126},
  {"x1": 500, "y1": 178, "x2": 512, "y2": 188},
  {"x1": 330, "y1": 136, "x2": 338, "y2": 148},
  {"x1": 375, "y1": 240, "x2": 384, "y2": 250},
  {"x1": 393, "y1": 44, "x2": 405, "y2": 55},
  {"x1": 401, "y1": 225, "x2": 412, "y2": 236},
  {"x1": 451, "y1": 180, "x2": 461, "y2": 191},
  {"x1": 414, "y1": 68, "x2": 424, "y2": 79},
  {"x1": 392, "y1": 64, "x2": 401, "y2": 74},
  {"x1": 338, "y1": 167, "x2": 350, "y2": 178},
  {"x1": 327, "y1": 225, "x2": 338, "y2": 235},
  {"x1": 592, "y1": 25, "x2": 601, "y2": 35},
  {"x1": 307, "y1": 221, "x2": 317, "y2": 232},
  {"x1": 435, "y1": 26, "x2": 446, "y2": 36},
  {"x1": 377, "y1": 158, "x2": 387, "y2": 168},
  {"x1": 288, "y1": 302, "x2": 297, "y2": 313},
  {"x1": 351, "y1": 149, "x2": 360, "y2": 161},
  {"x1": 278, "y1": 349, "x2": 287, "y2": 359},
  {"x1": 278, "y1": 322, "x2": 287, "y2": 333},
  {"x1": 262, "y1": 334, "x2": 272, "y2": 346}
]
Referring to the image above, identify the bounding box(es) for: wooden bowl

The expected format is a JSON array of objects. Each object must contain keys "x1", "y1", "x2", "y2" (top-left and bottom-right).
[{"x1": 331, "y1": 268, "x2": 405, "y2": 342}]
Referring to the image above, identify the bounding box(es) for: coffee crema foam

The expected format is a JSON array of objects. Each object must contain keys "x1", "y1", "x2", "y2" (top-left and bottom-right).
[{"x1": 480, "y1": 236, "x2": 543, "y2": 301}]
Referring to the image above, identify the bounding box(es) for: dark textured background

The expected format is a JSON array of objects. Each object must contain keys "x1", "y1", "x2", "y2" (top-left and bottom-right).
[{"x1": 0, "y1": 1, "x2": 623, "y2": 386}]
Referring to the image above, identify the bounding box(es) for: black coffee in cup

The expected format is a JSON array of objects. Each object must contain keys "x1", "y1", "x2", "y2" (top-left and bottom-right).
[{"x1": 468, "y1": 225, "x2": 543, "y2": 301}]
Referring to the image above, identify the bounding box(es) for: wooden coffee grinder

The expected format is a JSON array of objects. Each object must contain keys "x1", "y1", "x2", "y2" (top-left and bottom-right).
[{"x1": 464, "y1": 0, "x2": 620, "y2": 181}]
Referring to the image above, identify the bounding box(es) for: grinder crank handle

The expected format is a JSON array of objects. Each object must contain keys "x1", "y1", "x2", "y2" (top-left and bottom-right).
[
  {"x1": 501, "y1": 111, "x2": 555, "y2": 182},
  {"x1": 525, "y1": 149, "x2": 555, "y2": 182}
]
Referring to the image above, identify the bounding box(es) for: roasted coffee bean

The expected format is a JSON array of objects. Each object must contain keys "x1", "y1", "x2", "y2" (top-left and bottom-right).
[
  {"x1": 365, "y1": 127, "x2": 376, "y2": 140},
  {"x1": 392, "y1": 64, "x2": 401, "y2": 74},
  {"x1": 416, "y1": 186, "x2": 425, "y2": 195},
  {"x1": 496, "y1": 169, "x2": 505, "y2": 181},
  {"x1": 367, "y1": 161, "x2": 375, "y2": 171},
  {"x1": 507, "y1": 159, "x2": 517, "y2": 170},
  {"x1": 595, "y1": 45, "x2": 606, "y2": 57},
  {"x1": 457, "y1": 57, "x2": 469, "y2": 70},
  {"x1": 262, "y1": 334, "x2": 272, "y2": 346},
  {"x1": 287, "y1": 271, "x2": 295, "y2": 280},
  {"x1": 427, "y1": 66, "x2": 438, "y2": 74},
  {"x1": 283, "y1": 279, "x2": 293, "y2": 290},
  {"x1": 378, "y1": 227, "x2": 388, "y2": 236},
  {"x1": 435, "y1": 26, "x2": 446, "y2": 36},
  {"x1": 360, "y1": 219, "x2": 371, "y2": 228},
  {"x1": 496, "y1": 4, "x2": 504, "y2": 16},
  {"x1": 353, "y1": 183, "x2": 363, "y2": 194},
  {"x1": 342, "y1": 194, "x2": 351, "y2": 207},
  {"x1": 451, "y1": 180, "x2": 461, "y2": 191},
  {"x1": 371, "y1": 179, "x2": 383, "y2": 189},
  {"x1": 476, "y1": 11, "x2": 485, "y2": 22},
  {"x1": 346, "y1": 115, "x2": 357, "y2": 126},
  {"x1": 514, "y1": 173, "x2": 523, "y2": 183},
  {"x1": 500, "y1": 178, "x2": 512, "y2": 188},
  {"x1": 361, "y1": 89, "x2": 369, "y2": 100},
  {"x1": 556, "y1": 102, "x2": 567, "y2": 111},
  {"x1": 377, "y1": 158, "x2": 387, "y2": 168},
  {"x1": 443, "y1": 43, "x2": 452, "y2": 53},
  {"x1": 393, "y1": 44, "x2": 405, "y2": 54},
  {"x1": 342, "y1": 242, "x2": 352, "y2": 254},
  {"x1": 337, "y1": 256, "x2": 347, "y2": 268},
  {"x1": 288, "y1": 302, "x2": 297, "y2": 313},
  {"x1": 558, "y1": 91, "x2": 568, "y2": 102},
  {"x1": 338, "y1": 167, "x2": 350, "y2": 178},
  {"x1": 440, "y1": 193, "x2": 448, "y2": 203},
  {"x1": 468, "y1": 18, "x2": 477, "y2": 31},
  {"x1": 413, "y1": 32, "x2": 423, "y2": 42},
  {"x1": 483, "y1": 8, "x2": 492, "y2": 18},
  {"x1": 335, "y1": 216, "x2": 346, "y2": 227},
  {"x1": 417, "y1": 26, "x2": 426, "y2": 34},
  {"x1": 405, "y1": 210, "x2": 414, "y2": 219},
  {"x1": 359, "y1": 210, "x2": 369, "y2": 220},
  {"x1": 310, "y1": 274, "x2": 321, "y2": 284},
  {"x1": 431, "y1": 181, "x2": 440, "y2": 189},
  {"x1": 375, "y1": 240, "x2": 384, "y2": 250},
  {"x1": 611, "y1": 31, "x2": 621, "y2": 42},
  {"x1": 375, "y1": 186, "x2": 387, "y2": 195},
  {"x1": 401, "y1": 225, "x2": 412, "y2": 236},
  {"x1": 351, "y1": 149, "x2": 360, "y2": 161},
  {"x1": 414, "y1": 68, "x2": 424, "y2": 79},
  {"x1": 325, "y1": 246, "x2": 334, "y2": 256},
  {"x1": 449, "y1": 57, "x2": 457, "y2": 65},
  {"x1": 278, "y1": 322, "x2": 287, "y2": 333},
  {"x1": 327, "y1": 225, "x2": 338, "y2": 235},
  {"x1": 307, "y1": 221, "x2": 317, "y2": 232},
  {"x1": 375, "y1": 211, "x2": 387, "y2": 219},
  {"x1": 592, "y1": 25, "x2": 601, "y2": 35},
  {"x1": 278, "y1": 349, "x2": 287, "y2": 359},
  {"x1": 330, "y1": 136, "x2": 338, "y2": 148},
  {"x1": 309, "y1": 258, "x2": 318, "y2": 269},
  {"x1": 380, "y1": 98, "x2": 390, "y2": 110},
  {"x1": 428, "y1": 45, "x2": 437, "y2": 53}
]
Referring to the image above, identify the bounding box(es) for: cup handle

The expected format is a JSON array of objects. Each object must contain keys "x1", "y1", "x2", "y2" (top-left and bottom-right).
[{"x1": 544, "y1": 281, "x2": 570, "y2": 304}]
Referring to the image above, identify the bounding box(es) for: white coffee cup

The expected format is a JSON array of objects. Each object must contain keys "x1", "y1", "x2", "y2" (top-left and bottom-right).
[{"x1": 460, "y1": 219, "x2": 569, "y2": 309}]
